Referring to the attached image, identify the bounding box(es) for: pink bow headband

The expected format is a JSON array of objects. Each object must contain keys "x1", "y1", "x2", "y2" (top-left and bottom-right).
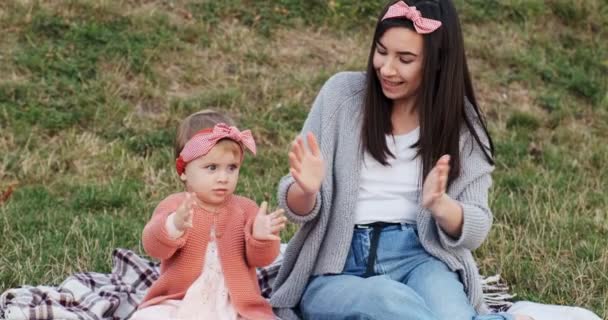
[
  {"x1": 176, "y1": 123, "x2": 257, "y2": 175},
  {"x1": 382, "y1": 1, "x2": 442, "y2": 34}
]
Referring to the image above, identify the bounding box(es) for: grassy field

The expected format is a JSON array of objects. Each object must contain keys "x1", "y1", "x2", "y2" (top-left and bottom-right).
[{"x1": 0, "y1": 0, "x2": 606, "y2": 317}]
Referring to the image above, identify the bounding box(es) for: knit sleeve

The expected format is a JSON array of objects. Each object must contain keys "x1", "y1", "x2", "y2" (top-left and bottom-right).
[
  {"x1": 436, "y1": 172, "x2": 493, "y2": 251},
  {"x1": 142, "y1": 192, "x2": 191, "y2": 260},
  {"x1": 242, "y1": 198, "x2": 281, "y2": 267},
  {"x1": 436, "y1": 116, "x2": 495, "y2": 251}
]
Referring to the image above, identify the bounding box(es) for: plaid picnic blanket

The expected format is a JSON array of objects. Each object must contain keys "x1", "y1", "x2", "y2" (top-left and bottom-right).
[{"x1": 0, "y1": 246, "x2": 513, "y2": 320}]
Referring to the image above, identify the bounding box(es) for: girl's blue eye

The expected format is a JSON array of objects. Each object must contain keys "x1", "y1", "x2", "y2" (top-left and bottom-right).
[
  {"x1": 229, "y1": 164, "x2": 238, "y2": 171},
  {"x1": 207, "y1": 165, "x2": 217, "y2": 170}
]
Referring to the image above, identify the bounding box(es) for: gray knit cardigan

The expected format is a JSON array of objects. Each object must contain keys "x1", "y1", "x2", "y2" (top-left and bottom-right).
[{"x1": 270, "y1": 72, "x2": 495, "y2": 320}]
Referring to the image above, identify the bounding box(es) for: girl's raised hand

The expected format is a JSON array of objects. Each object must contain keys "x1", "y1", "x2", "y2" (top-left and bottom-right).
[
  {"x1": 422, "y1": 155, "x2": 450, "y2": 210},
  {"x1": 173, "y1": 192, "x2": 196, "y2": 231},
  {"x1": 289, "y1": 132, "x2": 325, "y2": 195},
  {"x1": 252, "y1": 201, "x2": 286, "y2": 241}
]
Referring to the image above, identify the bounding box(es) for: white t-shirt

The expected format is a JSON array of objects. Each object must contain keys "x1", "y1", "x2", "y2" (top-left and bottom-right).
[{"x1": 353, "y1": 128, "x2": 421, "y2": 225}]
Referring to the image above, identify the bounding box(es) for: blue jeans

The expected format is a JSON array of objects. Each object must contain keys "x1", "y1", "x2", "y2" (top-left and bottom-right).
[{"x1": 300, "y1": 224, "x2": 513, "y2": 320}]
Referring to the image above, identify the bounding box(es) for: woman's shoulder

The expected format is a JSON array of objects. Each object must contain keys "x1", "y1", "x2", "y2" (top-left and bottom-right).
[
  {"x1": 312, "y1": 71, "x2": 366, "y2": 120},
  {"x1": 458, "y1": 100, "x2": 494, "y2": 174},
  {"x1": 320, "y1": 71, "x2": 366, "y2": 97}
]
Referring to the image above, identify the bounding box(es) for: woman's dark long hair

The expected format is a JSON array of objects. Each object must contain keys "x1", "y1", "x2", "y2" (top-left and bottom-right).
[{"x1": 362, "y1": 0, "x2": 494, "y2": 187}]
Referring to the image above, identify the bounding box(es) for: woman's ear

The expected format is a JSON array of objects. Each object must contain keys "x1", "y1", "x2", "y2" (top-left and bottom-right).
[{"x1": 180, "y1": 172, "x2": 187, "y2": 182}]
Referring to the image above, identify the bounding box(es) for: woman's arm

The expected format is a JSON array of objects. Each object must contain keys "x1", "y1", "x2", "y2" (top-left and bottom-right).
[
  {"x1": 286, "y1": 132, "x2": 325, "y2": 216},
  {"x1": 429, "y1": 194, "x2": 464, "y2": 238},
  {"x1": 278, "y1": 81, "x2": 328, "y2": 223},
  {"x1": 426, "y1": 134, "x2": 494, "y2": 251}
]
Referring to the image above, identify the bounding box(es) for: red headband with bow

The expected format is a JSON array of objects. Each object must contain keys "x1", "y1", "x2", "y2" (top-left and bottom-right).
[{"x1": 176, "y1": 123, "x2": 256, "y2": 175}]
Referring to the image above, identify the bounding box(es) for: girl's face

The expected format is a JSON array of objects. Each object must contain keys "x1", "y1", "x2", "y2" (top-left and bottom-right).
[
  {"x1": 180, "y1": 142, "x2": 242, "y2": 210},
  {"x1": 373, "y1": 26, "x2": 424, "y2": 107}
]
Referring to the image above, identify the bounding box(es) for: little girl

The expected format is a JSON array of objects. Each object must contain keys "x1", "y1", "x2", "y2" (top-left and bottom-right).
[{"x1": 131, "y1": 110, "x2": 286, "y2": 320}]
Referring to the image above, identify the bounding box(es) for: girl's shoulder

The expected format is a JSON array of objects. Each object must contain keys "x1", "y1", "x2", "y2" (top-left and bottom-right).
[{"x1": 157, "y1": 192, "x2": 187, "y2": 207}]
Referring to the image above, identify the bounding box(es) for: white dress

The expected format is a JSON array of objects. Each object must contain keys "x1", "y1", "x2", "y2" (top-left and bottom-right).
[{"x1": 172, "y1": 227, "x2": 245, "y2": 320}]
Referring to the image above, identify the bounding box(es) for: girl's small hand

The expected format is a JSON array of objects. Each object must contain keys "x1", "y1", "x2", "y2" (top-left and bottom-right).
[
  {"x1": 422, "y1": 155, "x2": 450, "y2": 210},
  {"x1": 252, "y1": 201, "x2": 286, "y2": 241},
  {"x1": 174, "y1": 192, "x2": 196, "y2": 231},
  {"x1": 289, "y1": 132, "x2": 325, "y2": 195}
]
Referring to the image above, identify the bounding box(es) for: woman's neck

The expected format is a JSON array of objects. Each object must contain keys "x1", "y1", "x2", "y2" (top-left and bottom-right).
[{"x1": 391, "y1": 99, "x2": 419, "y2": 135}]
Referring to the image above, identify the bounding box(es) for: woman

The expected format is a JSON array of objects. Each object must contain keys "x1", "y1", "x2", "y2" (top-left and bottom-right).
[{"x1": 270, "y1": 1, "x2": 531, "y2": 319}]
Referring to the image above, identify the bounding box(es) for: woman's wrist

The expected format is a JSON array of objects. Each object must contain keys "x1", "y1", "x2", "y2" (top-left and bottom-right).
[
  {"x1": 429, "y1": 194, "x2": 464, "y2": 238},
  {"x1": 428, "y1": 194, "x2": 451, "y2": 217},
  {"x1": 287, "y1": 182, "x2": 317, "y2": 216}
]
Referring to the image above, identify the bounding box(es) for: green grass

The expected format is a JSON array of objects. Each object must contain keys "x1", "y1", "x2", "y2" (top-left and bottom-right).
[{"x1": 0, "y1": 0, "x2": 607, "y2": 317}]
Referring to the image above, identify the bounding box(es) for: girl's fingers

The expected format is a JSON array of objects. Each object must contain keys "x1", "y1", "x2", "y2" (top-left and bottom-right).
[
  {"x1": 179, "y1": 193, "x2": 190, "y2": 210},
  {"x1": 258, "y1": 201, "x2": 269, "y2": 216},
  {"x1": 274, "y1": 216, "x2": 287, "y2": 223},
  {"x1": 269, "y1": 209, "x2": 285, "y2": 218},
  {"x1": 187, "y1": 192, "x2": 199, "y2": 208},
  {"x1": 272, "y1": 218, "x2": 287, "y2": 227},
  {"x1": 271, "y1": 224, "x2": 286, "y2": 233},
  {"x1": 184, "y1": 210, "x2": 193, "y2": 228},
  {"x1": 265, "y1": 234, "x2": 281, "y2": 241}
]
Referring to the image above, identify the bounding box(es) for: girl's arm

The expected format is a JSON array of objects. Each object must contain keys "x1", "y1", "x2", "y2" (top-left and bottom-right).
[{"x1": 142, "y1": 193, "x2": 190, "y2": 260}]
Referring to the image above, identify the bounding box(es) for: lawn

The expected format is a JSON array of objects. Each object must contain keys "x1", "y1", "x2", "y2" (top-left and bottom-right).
[{"x1": 0, "y1": 0, "x2": 606, "y2": 317}]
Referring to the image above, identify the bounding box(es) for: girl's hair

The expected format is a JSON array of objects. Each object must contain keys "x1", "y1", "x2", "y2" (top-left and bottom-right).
[
  {"x1": 212, "y1": 139, "x2": 244, "y2": 160},
  {"x1": 362, "y1": 0, "x2": 494, "y2": 187},
  {"x1": 174, "y1": 109, "x2": 237, "y2": 159}
]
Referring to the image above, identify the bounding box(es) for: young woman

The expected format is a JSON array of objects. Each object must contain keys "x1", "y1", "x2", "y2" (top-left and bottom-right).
[{"x1": 270, "y1": 1, "x2": 531, "y2": 319}]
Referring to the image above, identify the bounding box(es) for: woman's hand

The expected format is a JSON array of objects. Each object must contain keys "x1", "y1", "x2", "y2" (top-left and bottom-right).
[
  {"x1": 289, "y1": 132, "x2": 325, "y2": 195},
  {"x1": 422, "y1": 155, "x2": 450, "y2": 211},
  {"x1": 252, "y1": 201, "x2": 287, "y2": 241}
]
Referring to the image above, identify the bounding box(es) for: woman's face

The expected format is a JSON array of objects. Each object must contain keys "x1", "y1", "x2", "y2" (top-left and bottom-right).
[{"x1": 373, "y1": 27, "x2": 424, "y2": 106}]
